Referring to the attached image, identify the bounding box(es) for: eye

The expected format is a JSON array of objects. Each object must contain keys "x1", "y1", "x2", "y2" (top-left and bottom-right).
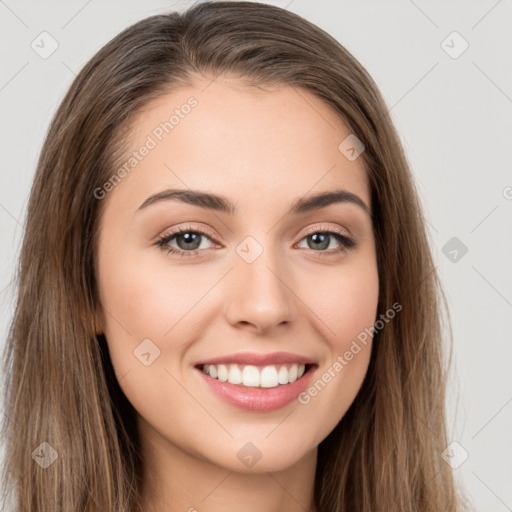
[
  {"x1": 155, "y1": 224, "x2": 357, "y2": 258},
  {"x1": 155, "y1": 226, "x2": 216, "y2": 258},
  {"x1": 296, "y1": 225, "x2": 356, "y2": 255}
]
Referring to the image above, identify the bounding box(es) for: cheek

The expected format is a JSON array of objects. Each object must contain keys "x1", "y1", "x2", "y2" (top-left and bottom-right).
[
  {"x1": 97, "y1": 243, "x2": 225, "y2": 408},
  {"x1": 96, "y1": 247, "x2": 213, "y2": 426},
  {"x1": 298, "y1": 256, "x2": 379, "y2": 346},
  {"x1": 98, "y1": 245, "x2": 211, "y2": 344},
  {"x1": 293, "y1": 258, "x2": 379, "y2": 433}
]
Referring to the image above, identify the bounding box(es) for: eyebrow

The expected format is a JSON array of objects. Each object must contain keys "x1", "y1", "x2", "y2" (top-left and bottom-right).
[{"x1": 136, "y1": 188, "x2": 370, "y2": 217}]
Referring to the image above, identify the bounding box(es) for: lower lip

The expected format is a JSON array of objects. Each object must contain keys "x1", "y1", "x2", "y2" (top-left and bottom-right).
[{"x1": 195, "y1": 366, "x2": 317, "y2": 412}]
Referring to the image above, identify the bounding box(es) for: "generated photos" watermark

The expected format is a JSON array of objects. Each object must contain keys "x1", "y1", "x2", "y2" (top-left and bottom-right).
[{"x1": 298, "y1": 302, "x2": 402, "y2": 405}]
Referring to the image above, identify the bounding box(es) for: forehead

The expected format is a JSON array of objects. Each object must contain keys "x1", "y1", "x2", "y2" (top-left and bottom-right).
[{"x1": 104, "y1": 76, "x2": 370, "y2": 216}]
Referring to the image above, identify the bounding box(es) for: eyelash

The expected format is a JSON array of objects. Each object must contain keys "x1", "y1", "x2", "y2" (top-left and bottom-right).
[{"x1": 155, "y1": 224, "x2": 357, "y2": 258}]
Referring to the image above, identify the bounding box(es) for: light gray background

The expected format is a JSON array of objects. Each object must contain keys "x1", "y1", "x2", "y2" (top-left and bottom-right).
[{"x1": 1, "y1": 1, "x2": 511, "y2": 511}]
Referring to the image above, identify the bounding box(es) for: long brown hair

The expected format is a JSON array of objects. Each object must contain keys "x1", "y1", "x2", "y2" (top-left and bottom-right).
[{"x1": 1, "y1": 2, "x2": 469, "y2": 510}]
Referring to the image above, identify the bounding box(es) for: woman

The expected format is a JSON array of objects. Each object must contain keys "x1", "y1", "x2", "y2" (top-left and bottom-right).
[{"x1": 1, "y1": 2, "x2": 469, "y2": 511}]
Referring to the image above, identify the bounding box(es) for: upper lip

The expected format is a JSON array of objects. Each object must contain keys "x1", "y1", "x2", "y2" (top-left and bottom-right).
[{"x1": 195, "y1": 351, "x2": 317, "y2": 367}]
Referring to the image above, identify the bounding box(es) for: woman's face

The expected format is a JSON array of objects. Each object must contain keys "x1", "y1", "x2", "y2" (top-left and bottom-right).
[{"x1": 95, "y1": 76, "x2": 379, "y2": 473}]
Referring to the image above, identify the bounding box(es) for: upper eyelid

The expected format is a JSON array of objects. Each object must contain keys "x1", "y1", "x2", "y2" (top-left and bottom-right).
[
  {"x1": 300, "y1": 223, "x2": 350, "y2": 237},
  {"x1": 159, "y1": 224, "x2": 218, "y2": 244}
]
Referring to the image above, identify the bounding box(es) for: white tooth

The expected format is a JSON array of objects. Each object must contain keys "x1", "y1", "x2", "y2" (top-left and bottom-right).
[
  {"x1": 260, "y1": 365, "x2": 279, "y2": 388},
  {"x1": 217, "y1": 364, "x2": 228, "y2": 382},
  {"x1": 209, "y1": 365, "x2": 218, "y2": 379},
  {"x1": 228, "y1": 364, "x2": 242, "y2": 384},
  {"x1": 297, "y1": 364, "x2": 306, "y2": 378},
  {"x1": 277, "y1": 366, "x2": 289, "y2": 384},
  {"x1": 288, "y1": 364, "x2": 298, "y2": 383},
  {"x1": 242, "y1": 365, "x2": 260, "y2": 387},
  {"x1": 203, "y1": 364, "x2": 209, "y2": 375}
]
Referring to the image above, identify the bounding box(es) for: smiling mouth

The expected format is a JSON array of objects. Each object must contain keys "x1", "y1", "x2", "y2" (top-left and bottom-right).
[{"x1": 196, "y1": 363, "x2": 316, "y2": 388}]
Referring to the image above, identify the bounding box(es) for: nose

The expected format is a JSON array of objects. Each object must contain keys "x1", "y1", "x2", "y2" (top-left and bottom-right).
[{"x1": 223, "y1": 246, "x2": 297, "y2": 335}]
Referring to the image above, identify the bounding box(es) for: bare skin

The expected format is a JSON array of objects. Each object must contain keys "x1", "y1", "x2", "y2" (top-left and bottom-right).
[{"x1": 95, "y1": 75, "x2": 379, "y2": 512}]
